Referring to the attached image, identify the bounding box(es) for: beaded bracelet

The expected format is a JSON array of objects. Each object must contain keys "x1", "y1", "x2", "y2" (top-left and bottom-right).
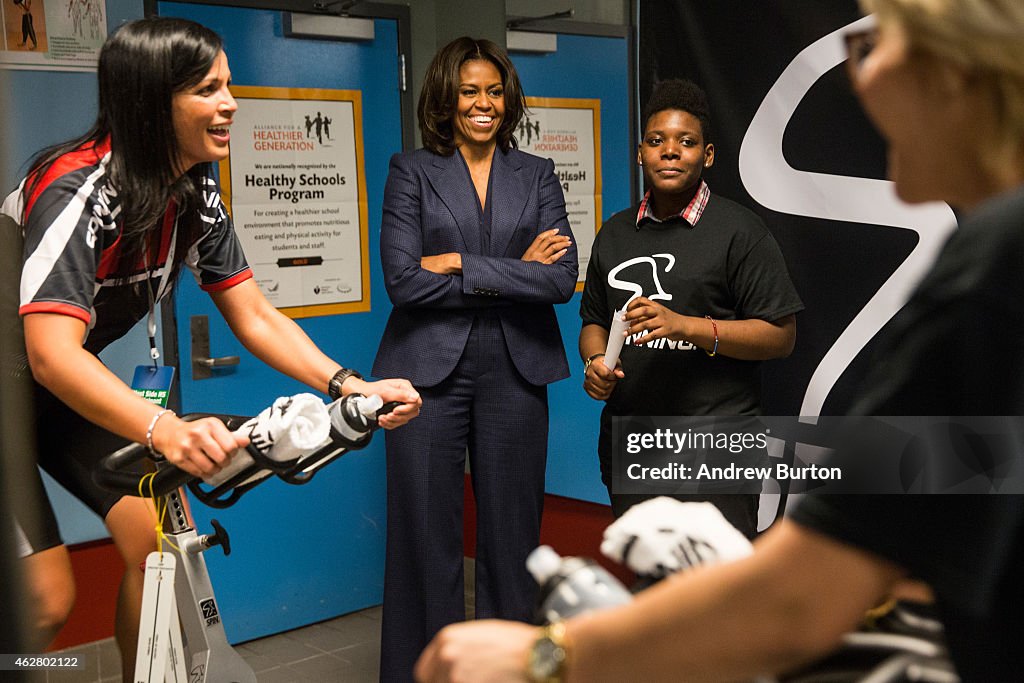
[
  {"x1": 705, "y1": 315, "x2": 719, "y2": 357},
  {"x1": 146, "y1": 408, "x2": 175, "y2": 457}
]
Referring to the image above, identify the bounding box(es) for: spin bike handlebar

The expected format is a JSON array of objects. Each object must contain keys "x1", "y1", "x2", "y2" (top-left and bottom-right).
[
  {"x1": 95, "y1": 413, "x2": 246, "y2": 499},
  {"x1": 95, "y1": 396, "x2": 400, "y2": 508}
]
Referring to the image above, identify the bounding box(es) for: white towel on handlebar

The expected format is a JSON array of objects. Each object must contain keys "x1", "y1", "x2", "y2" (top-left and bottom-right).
[
  {"x1": 240, "y1": 393, "x2": 331, "y2": 461},
  {"x1": 601, "y1": 498, "x2": 753, "y2": 578},
  {"x1": 204, "y1": 393, "x2": 331, "y2": 487}
]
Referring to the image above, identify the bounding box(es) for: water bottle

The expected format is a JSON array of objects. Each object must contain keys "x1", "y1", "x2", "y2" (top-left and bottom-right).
[
  {"x1": 527, "y1": 545, "x2": 633, "y2": 624},
  {"x1": 328, "y1": 393, "x2": 384, "y2": 447},
  {"x1": 205, "y1": 393, "x2": 330, "y2": 487}
]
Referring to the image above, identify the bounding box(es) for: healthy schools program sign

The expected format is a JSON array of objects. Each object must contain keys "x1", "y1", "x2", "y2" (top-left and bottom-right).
[{"x1": 220, "y1": 86, "x2": 369, "y2": 318}]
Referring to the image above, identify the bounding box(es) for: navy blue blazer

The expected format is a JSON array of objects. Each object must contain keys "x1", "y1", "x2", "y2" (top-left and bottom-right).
[{"x1": 373, "y1": 147, "x2": 578, "y2": 387}]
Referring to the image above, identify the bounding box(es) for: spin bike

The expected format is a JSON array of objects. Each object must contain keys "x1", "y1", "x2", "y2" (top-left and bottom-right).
[{"x1": 94, "y1": 393, "x2": 395, "y2": 683}]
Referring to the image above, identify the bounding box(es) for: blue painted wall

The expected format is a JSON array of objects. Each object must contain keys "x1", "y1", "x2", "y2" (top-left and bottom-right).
[{"x1": 513, "y1": 34, "x2": 634, "y2": 504}]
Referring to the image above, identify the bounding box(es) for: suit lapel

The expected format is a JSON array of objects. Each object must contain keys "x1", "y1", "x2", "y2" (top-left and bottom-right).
[
  {"x1": 490, "y1": 148, "x2": 530, "y2": 257},
  {"x1": 423, "y1": 151, "x2": 481, "y2": 254}
]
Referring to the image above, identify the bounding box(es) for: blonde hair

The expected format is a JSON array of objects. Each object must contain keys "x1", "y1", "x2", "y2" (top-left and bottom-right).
[{"x1": 861, "y1": 0, "x2": 1024, "y2": 158}]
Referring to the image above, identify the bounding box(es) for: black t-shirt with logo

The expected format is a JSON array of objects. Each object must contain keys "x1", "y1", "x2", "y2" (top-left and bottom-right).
[{"x1": 580, "y1": 192, "x2": 804, "y2": 423}]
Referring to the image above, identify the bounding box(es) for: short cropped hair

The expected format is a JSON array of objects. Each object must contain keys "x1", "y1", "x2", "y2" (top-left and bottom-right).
[
  {"x1": 418, "y1": 36, "x2": 527, "y2": 156},
  {"x1": 641, "y1": 79, "x2": 713, "y2": 144}
]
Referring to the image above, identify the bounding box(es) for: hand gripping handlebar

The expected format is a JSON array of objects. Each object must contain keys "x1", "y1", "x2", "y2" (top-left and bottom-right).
[{"x1": 93, "y1": 396, "x2": 400, "y2": 508}]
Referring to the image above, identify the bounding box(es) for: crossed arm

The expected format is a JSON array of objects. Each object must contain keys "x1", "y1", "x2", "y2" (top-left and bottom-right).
[{"x1": 381, "y1": 156, "x2": 577, "y2": 309}]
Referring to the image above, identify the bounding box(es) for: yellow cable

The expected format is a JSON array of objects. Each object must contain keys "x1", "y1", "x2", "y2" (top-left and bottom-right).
[
  {"x1": 139, "y1": 472, "x2": 163, "y2": 556},
  {"x1": 153, "y1": 475, "x2": 182, "y2": 554},
  {"x1": 137, "y1": 471, "x2": 181, "y2": 556}
]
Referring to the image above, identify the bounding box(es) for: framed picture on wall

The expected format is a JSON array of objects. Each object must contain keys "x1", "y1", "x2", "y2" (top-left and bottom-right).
[{"x1": 219, "y1": 85, "x2": 370, "y2": 318}]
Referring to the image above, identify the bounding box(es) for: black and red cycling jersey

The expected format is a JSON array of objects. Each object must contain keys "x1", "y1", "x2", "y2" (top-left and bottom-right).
[{"x1": 1, "y1": 138, "x2": 252, "y2": 355}]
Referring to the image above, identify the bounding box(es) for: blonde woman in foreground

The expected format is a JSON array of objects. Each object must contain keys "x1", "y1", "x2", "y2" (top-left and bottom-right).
[{"x1": 416, "y1": 0, "x2": 1024, "y2": 680}]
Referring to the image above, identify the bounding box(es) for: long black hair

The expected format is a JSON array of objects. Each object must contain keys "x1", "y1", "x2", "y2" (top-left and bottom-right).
[
  {"x1": 22, "y1": 17, "x2": 224, "y2": 273},
  {"x1": 418, "y1": 36, "x2": 527, "y2": 156}
]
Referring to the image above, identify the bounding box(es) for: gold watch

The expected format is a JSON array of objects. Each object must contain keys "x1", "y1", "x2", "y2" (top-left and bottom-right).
[
  {"x1": 583, "y1": 353, "x2": 605, "y2": 374},
  {"x1": 527, "y1": 622, "x2": 570, "y2": 683}
]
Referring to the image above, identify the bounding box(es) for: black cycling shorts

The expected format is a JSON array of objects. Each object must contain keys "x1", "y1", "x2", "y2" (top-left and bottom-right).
[{"x1": 13, "y1": 383, "x2": 129, "y2": 556}]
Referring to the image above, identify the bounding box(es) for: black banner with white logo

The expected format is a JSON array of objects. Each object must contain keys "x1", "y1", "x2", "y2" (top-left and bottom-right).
[{"x1": 640, "y1": 1, "x2": 958, "y2": 417}]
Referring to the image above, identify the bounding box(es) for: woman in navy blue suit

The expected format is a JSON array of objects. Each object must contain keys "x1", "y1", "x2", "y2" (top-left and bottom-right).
[{"x1": 373, "y1": 36, "x2": 578, "y2": 681}]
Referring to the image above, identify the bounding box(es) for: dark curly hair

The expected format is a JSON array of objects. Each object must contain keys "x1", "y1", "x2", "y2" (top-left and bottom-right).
[
  {"x1": 641, "y1": 79, "x2": 712, "y2": 143},
  {"x1": 418, "y1": 36, "x2": 527, "y2": 156}
]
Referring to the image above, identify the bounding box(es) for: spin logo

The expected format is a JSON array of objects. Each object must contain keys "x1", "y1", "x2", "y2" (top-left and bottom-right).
[
  {"x1": 200, "y1": 598, "x2": 221, "y2": 627},
  {"x1": 738, "y1": 15, "x2": 956, "y2": 417}
]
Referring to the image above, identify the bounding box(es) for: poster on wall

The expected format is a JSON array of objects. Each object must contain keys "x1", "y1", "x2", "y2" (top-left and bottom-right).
[
  {"x1": 0, "y1": 0, "x2": 106, "y2": 70},
  {"x1": 220, "y1": 86, "x2": 369, "y2": 319},
  {"x1": 518, "y1": 97, "x2": 601, "y2": 287}
]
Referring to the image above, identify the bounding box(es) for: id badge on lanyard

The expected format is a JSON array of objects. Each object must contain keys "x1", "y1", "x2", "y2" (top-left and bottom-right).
[{"x1": 131, "y1": 215, "x2": 177, "y2": 409}]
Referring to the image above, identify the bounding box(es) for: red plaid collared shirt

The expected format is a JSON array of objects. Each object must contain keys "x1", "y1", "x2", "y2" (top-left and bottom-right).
[{"x1": 635, "y1": 179, "x2": 710, "y2": 229}]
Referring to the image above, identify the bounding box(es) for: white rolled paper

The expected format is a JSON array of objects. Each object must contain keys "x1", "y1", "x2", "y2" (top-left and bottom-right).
[{"x1": 602, "y1": 308, "x2": 629, "y2": 371}]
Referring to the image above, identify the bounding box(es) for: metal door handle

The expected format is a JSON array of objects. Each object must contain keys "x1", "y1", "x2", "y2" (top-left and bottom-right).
[
  {"x1": 194, "y1": 355, "x2": 240, "y2": 369},
  {"x1": 191, "y1": 315, "x2": 241, "y2": 380}
]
